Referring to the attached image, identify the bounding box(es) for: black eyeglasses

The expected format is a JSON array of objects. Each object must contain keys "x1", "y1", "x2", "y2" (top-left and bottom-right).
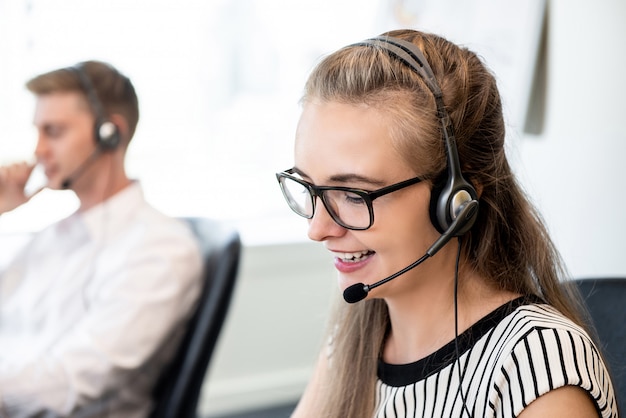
[{"x1": 276, "y1": 168, "x2": 425, "y2": 230}]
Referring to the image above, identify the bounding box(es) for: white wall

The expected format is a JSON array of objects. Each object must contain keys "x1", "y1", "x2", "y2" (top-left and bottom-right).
[
  {"x1": 515, "y1": 0, "x2": 626, "y2": 278},
  {"x1": 200, "y1": 241, "x2": 336, "y2": 416},
  {"x1": 199, "y1": 1, "x2": 626, "y2": 416}
]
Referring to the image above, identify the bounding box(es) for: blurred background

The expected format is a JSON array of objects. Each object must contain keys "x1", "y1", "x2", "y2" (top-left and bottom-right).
[{"x1": 0, "y1": 0, "x2": 624, "y2": 416}]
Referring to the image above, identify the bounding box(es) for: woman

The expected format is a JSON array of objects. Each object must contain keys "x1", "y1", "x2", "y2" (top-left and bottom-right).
[{"x1": 275, "y1": 29, "x2": 617, "y2": 417}]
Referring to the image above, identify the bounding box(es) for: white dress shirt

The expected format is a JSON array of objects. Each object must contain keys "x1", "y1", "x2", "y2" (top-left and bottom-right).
[{"x1": 0, "y1": 182, "x2": 203, "y2": 417}]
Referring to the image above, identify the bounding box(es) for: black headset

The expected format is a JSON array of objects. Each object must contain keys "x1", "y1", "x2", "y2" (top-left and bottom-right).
[
  {"x1": 69, "y1": 64, "x2": 121, "y2": 151},
  {"x1": 356, "y1": 36, "x2": 478, "y2": 236}
]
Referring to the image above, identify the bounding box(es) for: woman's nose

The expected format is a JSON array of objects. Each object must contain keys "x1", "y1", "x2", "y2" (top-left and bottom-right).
[{"x1": 307, "y1": 198, "x2": 346, "y2": 242}]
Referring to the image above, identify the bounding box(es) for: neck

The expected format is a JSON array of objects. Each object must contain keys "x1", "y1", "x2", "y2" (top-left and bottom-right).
[
  {"x1": 383, "y1": 275, "x2": 459, "y2": 363},
  {"x1": 382, "y1": 267, "x2": 517, "y2": 364},
  {"x1": 74, "y1": 152, "x2": 132, "y2": 212}
]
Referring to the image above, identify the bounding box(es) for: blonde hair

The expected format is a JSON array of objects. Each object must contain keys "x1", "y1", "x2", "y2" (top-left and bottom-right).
[{"x1": 303, "y1": 29, "x2": 591, "y2": 417}]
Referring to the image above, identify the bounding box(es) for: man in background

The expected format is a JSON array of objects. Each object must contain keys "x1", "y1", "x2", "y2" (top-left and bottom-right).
[{"x1": 0, "y1": 61, "x2": 202, "y2": 417}]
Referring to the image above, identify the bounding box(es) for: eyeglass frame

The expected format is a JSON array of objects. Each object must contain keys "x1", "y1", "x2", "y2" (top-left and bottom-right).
[{"x1": 275, "y1": 168, "x2": 426, "y2": 230}]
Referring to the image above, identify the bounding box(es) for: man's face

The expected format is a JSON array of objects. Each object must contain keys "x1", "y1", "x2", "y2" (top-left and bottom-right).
[{"x1": 33, "y1": 91, "x2": 97, "y2": 190}]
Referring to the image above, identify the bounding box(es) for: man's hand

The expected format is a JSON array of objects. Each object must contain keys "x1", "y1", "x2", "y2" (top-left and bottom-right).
[{"x1": 0, "y1": 162, "x2": 39, "y2": 215}]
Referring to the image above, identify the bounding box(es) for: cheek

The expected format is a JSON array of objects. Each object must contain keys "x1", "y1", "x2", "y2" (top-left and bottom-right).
[
  {"x1": 66, "y1": 130, "x2": 96, "y2": 156},
  {"x1": 367, "y1": 192, "x2": 440, "y2": 266}
]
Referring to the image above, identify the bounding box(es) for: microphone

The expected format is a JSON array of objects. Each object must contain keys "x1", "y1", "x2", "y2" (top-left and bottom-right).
[
  {"x1": 61, "y1": 147, "x2": 102, "y2": 189},
  {"x1": 342, "y1": 199, "x2": 479, "y2": 304}
]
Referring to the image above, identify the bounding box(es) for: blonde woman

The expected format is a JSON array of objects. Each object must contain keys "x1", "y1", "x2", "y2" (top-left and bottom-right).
[{"x1": 276, "y1": 29, "x2": 617, "y2": 417}]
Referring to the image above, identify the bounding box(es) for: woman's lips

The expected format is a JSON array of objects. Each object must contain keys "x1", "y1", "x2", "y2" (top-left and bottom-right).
[{"x1": 331, "y1": 250, "x2": 375, "y2": 274}]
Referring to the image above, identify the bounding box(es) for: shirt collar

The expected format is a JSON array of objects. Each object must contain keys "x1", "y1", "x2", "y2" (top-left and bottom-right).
[{"x1": 76, "y1": 181, "x2": 145, "y2": 242}]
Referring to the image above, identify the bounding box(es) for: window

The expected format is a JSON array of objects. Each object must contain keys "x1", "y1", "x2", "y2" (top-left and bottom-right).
[
  {"x1": 0, "y1": 0, "x2": 545, "y2": 245},
  {"x1": 0, "y1": 0, "x2": 381, "y2": 244}
]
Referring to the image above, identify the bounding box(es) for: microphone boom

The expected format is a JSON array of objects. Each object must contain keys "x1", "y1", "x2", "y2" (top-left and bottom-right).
[
  {"x1": 61, "y1": 148, "x2": 102, "y2": 189},
  {"x1": 342, "y1": 200, "x2": 478, "y2": 303}
]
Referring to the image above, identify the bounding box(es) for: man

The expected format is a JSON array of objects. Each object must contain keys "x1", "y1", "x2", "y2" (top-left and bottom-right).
[{"x1": 0, "y1": 61, "x2": 203, "y2": 417}]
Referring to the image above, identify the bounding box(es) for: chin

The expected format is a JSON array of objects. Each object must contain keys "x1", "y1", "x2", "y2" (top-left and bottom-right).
[
  {"x1": 46, "y1": 181, "x2": 62, "y2": 190},
  {"x1": 337, "y1": 274, "x2": 353, "y2": 293}
]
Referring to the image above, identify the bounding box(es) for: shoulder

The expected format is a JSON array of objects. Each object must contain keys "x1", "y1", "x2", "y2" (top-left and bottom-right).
[
  {"x1": 101, "y1": 190, "x2": 204, "y2": 275},
  {"x1": 133, "y1": 211, "x2": 203, "y2": 270},
  {"x1": 489, "y1": 303, "x2": 618, "y2": 417},
  {"x1": 491, "y1": 302, "x2": 595, "y2": 356},
  {"x1": 128, "y1": 196, "x2": 199, "y2": 250}
]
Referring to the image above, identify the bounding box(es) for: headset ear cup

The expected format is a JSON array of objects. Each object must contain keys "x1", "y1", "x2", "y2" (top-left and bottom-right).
[
  {"x1": 95, "y1": 120, "x2": 121, "y2": 150},
  {"x1": 429, "y1": 173, "x2": 448, "y2": 234},
  {"x1": 450, "y1": 189, "x2": 479, "y2": 235}
]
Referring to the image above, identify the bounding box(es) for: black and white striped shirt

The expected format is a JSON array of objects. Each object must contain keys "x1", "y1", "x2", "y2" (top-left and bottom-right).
[{"x1": 375, "y1": 297, "x2": 618, "y2": 417}]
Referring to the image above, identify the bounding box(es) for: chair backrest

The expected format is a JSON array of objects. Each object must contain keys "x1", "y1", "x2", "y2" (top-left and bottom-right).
[
  {"x1": 572, "y1": 277, "x2": 626, "y2": 412},
  {"x1": 150, "y1": 217, "x2": 242, "y2": 418}
]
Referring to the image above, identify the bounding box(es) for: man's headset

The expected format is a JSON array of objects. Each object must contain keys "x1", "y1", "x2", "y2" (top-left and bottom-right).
[
  {"x1": 69, "y1": 64, "x2": 121, "y2": 151},
  {"x1": 357, "y1": 36, "x2": 479, "y2": 235}
]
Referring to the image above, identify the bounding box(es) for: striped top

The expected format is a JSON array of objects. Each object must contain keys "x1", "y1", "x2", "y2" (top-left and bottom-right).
[{"x1": 375, "y1": 297, "x2": 618, "y2": 417}]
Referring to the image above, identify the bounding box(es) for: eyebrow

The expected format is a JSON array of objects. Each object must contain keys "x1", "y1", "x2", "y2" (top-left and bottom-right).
[
  {"x1": 293, "y1": 167, "x2": 387, "y2": 187},
  {"x1": 39, "y1": 122, "x2": 65, "y2": 132}
]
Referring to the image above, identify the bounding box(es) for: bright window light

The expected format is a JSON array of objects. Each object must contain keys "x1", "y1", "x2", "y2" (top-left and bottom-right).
[
  {"x1": 0, "y1": 0, "x2": 544, "y2": 245},
  {"x1": 0, "y1": 0, "x2": 382, "y2": 245}
]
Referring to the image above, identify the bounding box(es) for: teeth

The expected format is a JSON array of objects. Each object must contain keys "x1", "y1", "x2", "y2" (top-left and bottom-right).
[{"x1": 339, "y1": 250, "x2": 371, "y2": 262}]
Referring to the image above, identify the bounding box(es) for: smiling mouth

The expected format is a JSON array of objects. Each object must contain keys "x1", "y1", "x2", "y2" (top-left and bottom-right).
[{"x1": 336, "y1": 250, "x2": 375, "y2": 263}]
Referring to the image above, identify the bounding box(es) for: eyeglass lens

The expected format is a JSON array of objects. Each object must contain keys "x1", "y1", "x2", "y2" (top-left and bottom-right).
[
  {"x1": 280, "y1": 176, "x2": 314, "y2": 218},
  {"x1": 280, "y1": 176, "x2": 371, "y2": 229}
]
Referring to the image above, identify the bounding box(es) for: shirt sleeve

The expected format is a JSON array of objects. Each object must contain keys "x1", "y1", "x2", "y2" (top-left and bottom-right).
[
  {"x1": 491, "y1": 326, "x2": 618, "y2": 418},
  {"x1": 0, "y1": 220, "x2": 203, "y2": 417}
]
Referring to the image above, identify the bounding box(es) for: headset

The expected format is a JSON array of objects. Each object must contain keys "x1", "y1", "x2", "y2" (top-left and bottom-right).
[
  {"x1": 355, "y1": 36, "x2": 478, "y2": 416},
  {"x1": 356, "y1": 36, "x2": 478, "y2": 235},
  {"x1": 58, "y1": 64, "x2": 122, "y2": 190},
  {"x1": 69, "y1": 64, "x2": 121, "y2": 151}
]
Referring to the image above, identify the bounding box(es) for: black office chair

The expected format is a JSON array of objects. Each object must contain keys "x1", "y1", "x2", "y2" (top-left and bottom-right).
[
  {"x1": 150, "y1": 217, "x2": 242, "y2": 418},
  {"x1": 572, "y1": 277, "x2": 626, "y2": 412}
]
